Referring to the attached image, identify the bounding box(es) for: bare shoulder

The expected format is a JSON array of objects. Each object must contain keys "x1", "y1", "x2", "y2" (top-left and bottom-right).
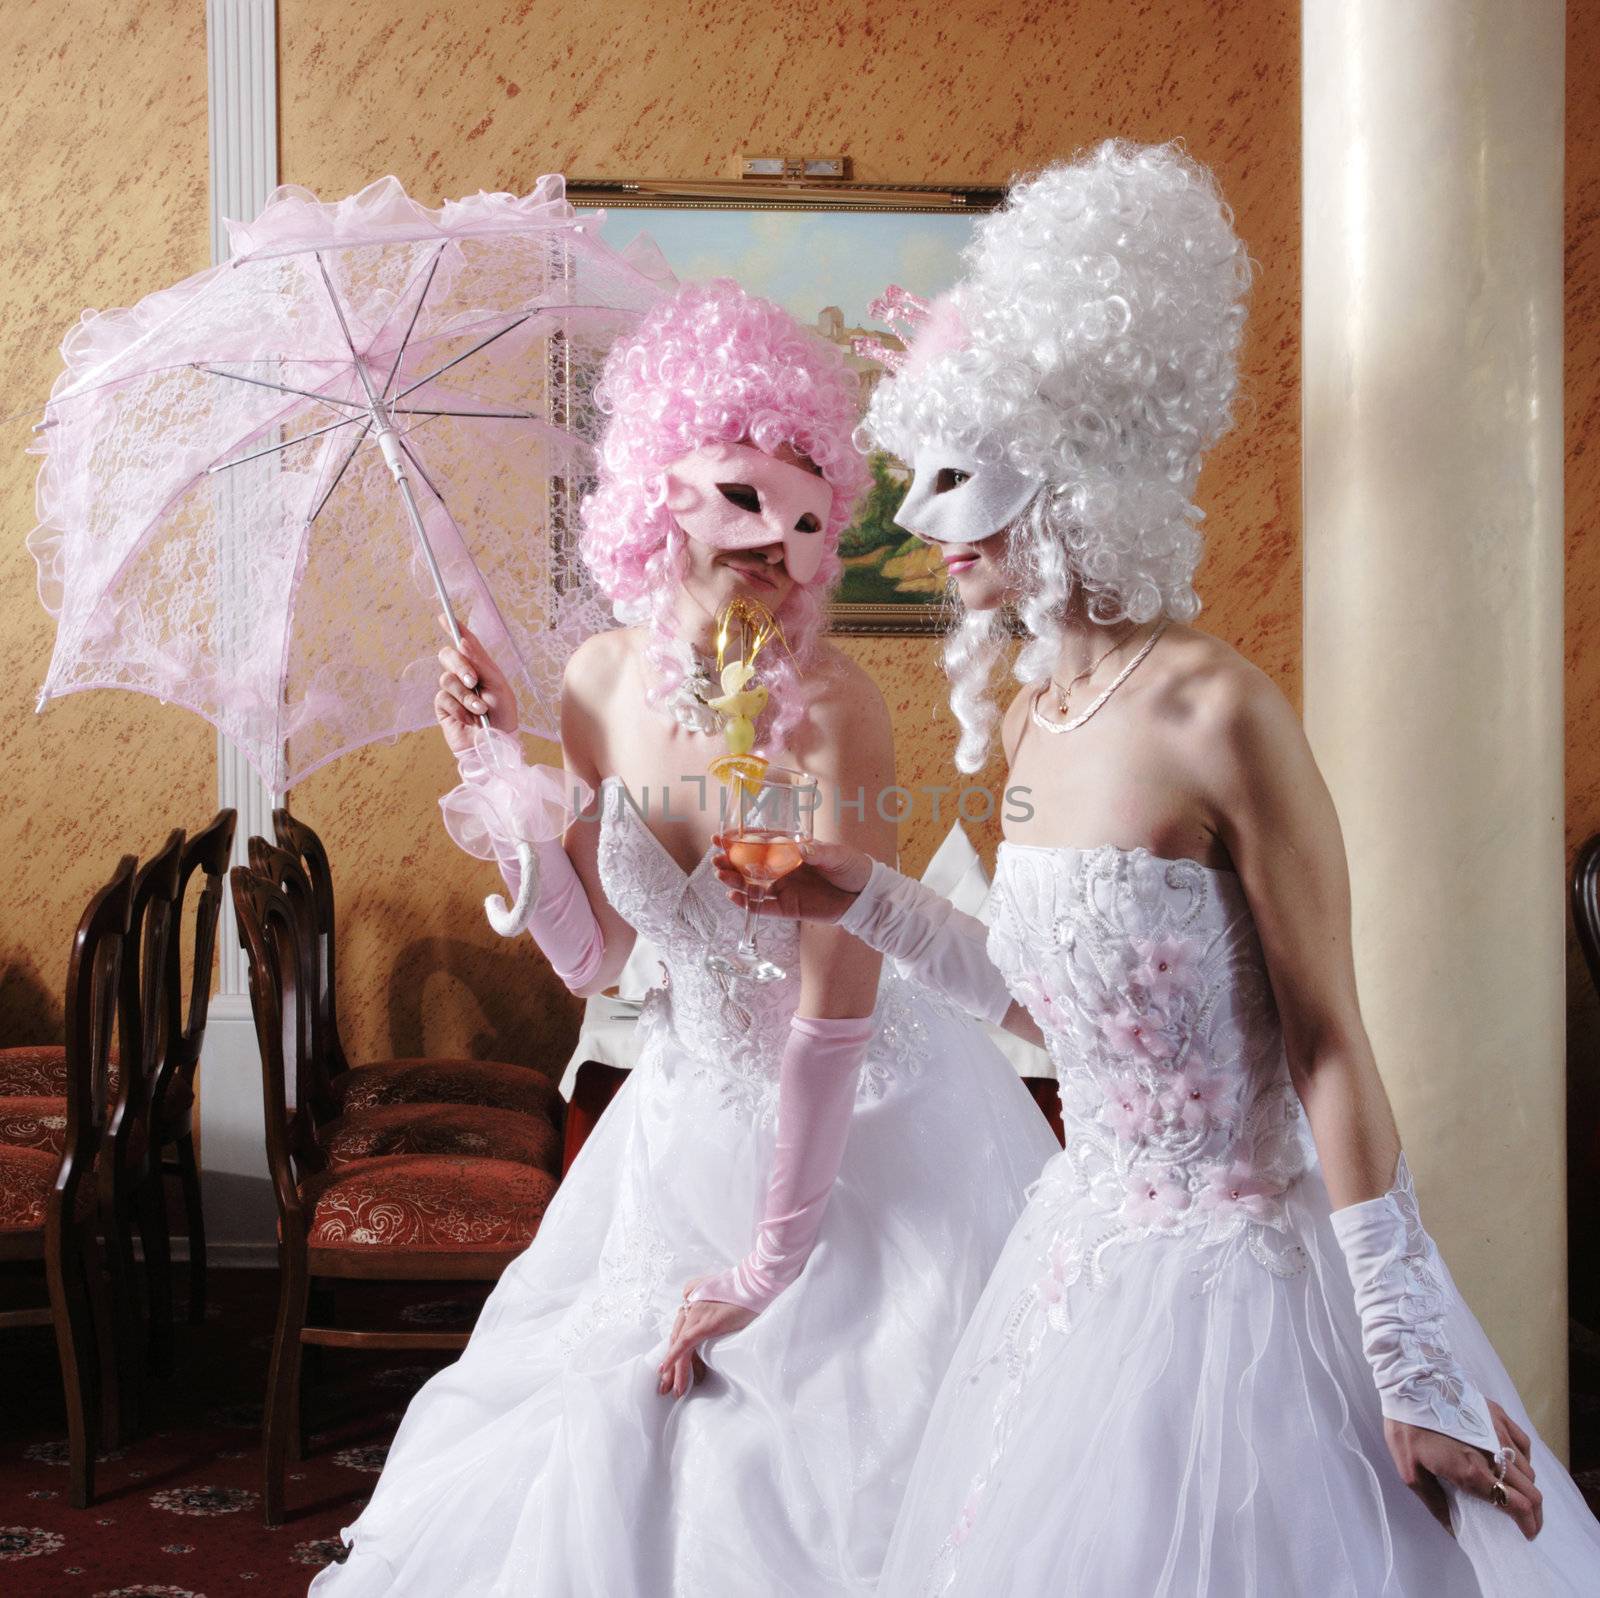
[
  {"x1": 800, "y1": 641, "x2": 892, "y2": 734},
  {"x1": 1145, "y1": 626, "x2": 1286, "y2": 730},
  {"x1": 1147, "y1": 626, "x2": 1307, "y2": 796},
  {"x1": 563, "y1": 626, "x2": 638, "y2": 706},
  {"x1": 789, "y1": 642, "x2": 893, "y2": 778}
]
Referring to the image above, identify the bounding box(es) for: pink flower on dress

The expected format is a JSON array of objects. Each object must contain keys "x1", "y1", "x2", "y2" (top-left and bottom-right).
[
  {"x1": 1036, "y1": 1236, "x2": 1077, "y2": 1308},
  {"x1": 1022, "y1": 973, "x2": 1057, "y2": 1017},
  {"x1": 1121, "y1": 1172, "x2": 1192, "y2": 1228},
  {"x1": 950, "y1": 1482, "x2": 985, "y2": 1548},
  {"x1": 1131, "y1": 935, "x2": 1201, "y2": 1007},
  {"x1": 1197, "y1": 1162, "x2": 1283, "y2": 1222},
  {"x1": 1159, "y1": 1066, "x2": 1230, "y2": 1131},
  {"x1": 1098, "y1": 1005, "x2": 1175, "y2": 1063},
  {"x1": 1106, "y1": 1074, "x2": 1159, "y2": 1140}
]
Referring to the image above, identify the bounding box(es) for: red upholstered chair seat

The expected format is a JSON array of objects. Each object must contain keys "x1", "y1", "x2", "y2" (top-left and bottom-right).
[
  {"x1": 0, "y1": 1045, "x2": 121, "y2": 1100},
  {"x1": 0, "y1": 1146, "x2": 95, "y2": 1231},
  {"x1": 0, "y1": 1046, "x2": 69, "y2": 1097},
  {"x1": 300, "y1": 1155, "x2": 557, "y2": 1253},
  {"x1": 0, "y1": 1094, "x2": 147, "y2": 1164},
  {"x1": 331, "y1": 1059, "x2": 562, "y2": 1122},
  {"x1": 0, "y1": 1095, "x2": 70, "y2": 1155},
  {"x1": 321, "y1": 1103, "x2": 561, "y2": 1173}
]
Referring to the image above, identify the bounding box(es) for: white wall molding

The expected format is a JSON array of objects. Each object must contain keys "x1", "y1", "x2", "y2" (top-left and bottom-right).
[
  {"x1": 208, "y1": 0, "x2": 279, "y2": 998},
  {"x1": 203, "y1": 0, "x2": 280, "y2": 1250}
]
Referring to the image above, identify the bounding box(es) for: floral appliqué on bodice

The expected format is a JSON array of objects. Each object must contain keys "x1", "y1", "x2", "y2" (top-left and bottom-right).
[
  {"x1": 924, "y1": 844, "x2": 1313, "y2": 1594},
  {"x1": 987, "y1": 842, "x2": 1310, "y2": 1263}
]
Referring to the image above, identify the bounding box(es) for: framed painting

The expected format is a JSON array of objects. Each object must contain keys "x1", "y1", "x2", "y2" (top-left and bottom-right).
[{"x1": 564, "y1": 179, "x2": 1002, "y2": 635}]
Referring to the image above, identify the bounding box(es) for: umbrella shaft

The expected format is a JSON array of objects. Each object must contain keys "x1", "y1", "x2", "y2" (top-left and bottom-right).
[
  {"x1": 378, "y1": 426, "x2": 462, "y2": 643},
  {"x1": 374, "y1": 421, "x2": 486, "y2": 734}
]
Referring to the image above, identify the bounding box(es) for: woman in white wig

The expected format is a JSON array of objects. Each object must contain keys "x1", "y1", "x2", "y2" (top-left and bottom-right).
[{"x1": 717, "y1": 141, "x2": 1600, "y2": 1595}]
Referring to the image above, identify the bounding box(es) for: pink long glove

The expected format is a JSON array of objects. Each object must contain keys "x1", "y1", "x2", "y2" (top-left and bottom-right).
[
  {"x1": 439, "y1": 727, "x2": 604, "y2": 991},
  {"x1": 688, "y1": 1012, "x2": 874, "y2": 1312}
]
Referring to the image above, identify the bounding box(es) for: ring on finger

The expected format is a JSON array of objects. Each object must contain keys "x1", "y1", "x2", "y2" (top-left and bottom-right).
[{"x1": 1489, "y1": 1481, "x2": 1510, "y2": 1509}]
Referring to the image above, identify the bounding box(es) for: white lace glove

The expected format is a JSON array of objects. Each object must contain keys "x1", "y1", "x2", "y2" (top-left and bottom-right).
[
  {"x1": 838, "y1": 858, "x2": 1012, "y2": 1026},
  {"x1": 1330, "y1": 1155, "x2": 1500, "y2": 1453}
]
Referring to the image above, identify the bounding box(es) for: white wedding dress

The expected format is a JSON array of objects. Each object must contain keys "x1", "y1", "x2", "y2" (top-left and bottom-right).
[
  {"x1": 311, "y1": 779, "x2": 1058, "y2": 1597},
  {"x1": 880, "y1": 842, "x2": 1600, "y2": 1597}
]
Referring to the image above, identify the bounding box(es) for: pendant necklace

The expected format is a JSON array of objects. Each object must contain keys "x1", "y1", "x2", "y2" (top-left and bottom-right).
[{"x1": 1030, "y1": 621, "x2": 1169, "y2": 736}]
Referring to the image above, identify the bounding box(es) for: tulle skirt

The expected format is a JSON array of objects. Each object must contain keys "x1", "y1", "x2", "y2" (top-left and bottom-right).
[
  {"x1": 309, "y1": 991, "x2": 1058, "y2": 1597},
  {"x1": 879, "y1": 1156, "x2": 1600, "y2": 1598}
]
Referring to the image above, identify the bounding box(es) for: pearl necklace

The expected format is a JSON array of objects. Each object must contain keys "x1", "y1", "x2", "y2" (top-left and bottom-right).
[{"x1": 1029, "y1": 621, "x2": 1169, "y2": 736}]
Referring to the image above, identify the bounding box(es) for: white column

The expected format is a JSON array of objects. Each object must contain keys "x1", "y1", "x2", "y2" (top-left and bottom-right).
[
  {"x1": 202, "y1": 0, "x2": 280, "y2": 1257},
  {"x1": 1303, "y1": 1, "x2": 1567, "y2": 1447}
]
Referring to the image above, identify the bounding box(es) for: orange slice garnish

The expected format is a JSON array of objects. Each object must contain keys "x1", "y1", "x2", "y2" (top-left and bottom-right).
[{"x1": 708, "y1": 752, "x2": 769, "y2": 796}]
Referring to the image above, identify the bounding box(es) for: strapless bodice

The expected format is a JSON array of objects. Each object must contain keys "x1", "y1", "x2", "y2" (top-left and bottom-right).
[{"x1": 985, "y1": 842, "x2": 1311, "y2": 1256}]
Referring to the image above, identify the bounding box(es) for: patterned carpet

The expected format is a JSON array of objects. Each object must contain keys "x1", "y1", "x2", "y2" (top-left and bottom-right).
[
  {"x1": 2, "y1": 1267, "x2": 1600, "y2": 1597},
  {"x1": 0, "y1": 1268, "x2": 477, "y2": 1597}
]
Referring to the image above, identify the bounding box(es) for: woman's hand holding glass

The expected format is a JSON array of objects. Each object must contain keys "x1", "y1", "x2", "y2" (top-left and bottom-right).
[
  {"x1": 704, "y1": 766, "x2": 821, "y2": 982},
  {"x1": 710, "y1": 837, "x2": 873, "y2": 926}
]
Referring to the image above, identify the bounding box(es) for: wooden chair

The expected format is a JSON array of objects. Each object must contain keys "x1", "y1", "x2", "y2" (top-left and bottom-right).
[
  {"x1": 0, "y1": 834, "x2": 185, "y2": 1423},
  {"x1": 231, "y1": 858, "x2": 561, "y2": 1524},
  {"x1": 268, "y1": 810, "x2": 564, "y2": 1127},
  {"x1": 1022, "y1": 1075, "x2": 1066, "y2": 1146},
  {"x1": 104, "y1": 829, "x2": 186, "y2": 1402},
  {"x1": 0, "y1": 856, "x2": 133, "y2": 1506},
  {"x1": 1574, "y1": 834, "x2": 1600, "y2": 1002},
  {"x1": 147, "y1": 809, "x2": 236, "y2": 1328},
  {"x1": 245, "y1": 838, "x2": 561, "y2": 1174}
]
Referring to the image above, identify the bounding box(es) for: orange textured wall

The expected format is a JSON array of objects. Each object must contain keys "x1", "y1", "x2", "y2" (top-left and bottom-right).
[
  {"x1": 0, "y1": 2, "x2": 215, "y2": 1042},
  {"x1": 1565, "y1": 3, "x2": 1600, "y2": 1321},
  {"x1": 1, "y1": 2, "x2": 1300, "y2": 1085}
]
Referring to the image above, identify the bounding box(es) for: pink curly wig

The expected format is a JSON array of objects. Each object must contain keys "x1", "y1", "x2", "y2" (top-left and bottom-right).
[{"x1": 579, "y1": 279, "x2": 867, "y2": 755}]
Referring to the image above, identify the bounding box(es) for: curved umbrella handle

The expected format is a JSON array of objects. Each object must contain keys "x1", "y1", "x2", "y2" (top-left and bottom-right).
[{"x1": 485, "y1": 840, "x2": 541, "y2": 938}]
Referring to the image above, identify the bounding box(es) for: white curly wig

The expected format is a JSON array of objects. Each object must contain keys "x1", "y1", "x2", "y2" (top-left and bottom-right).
[{"x1": 864, "y1": 141, "x2": 1252, "y2": 770}]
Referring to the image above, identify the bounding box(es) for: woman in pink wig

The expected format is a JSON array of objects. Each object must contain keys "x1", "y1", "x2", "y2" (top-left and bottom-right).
[{"x1": 311, "y1": 278, "x2": 1056, "y2": 1597}]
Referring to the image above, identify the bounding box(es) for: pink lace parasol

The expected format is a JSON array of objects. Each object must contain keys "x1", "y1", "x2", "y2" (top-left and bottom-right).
[{"x1": 27, "y1": 174, "x2": 672, "y2": 794}]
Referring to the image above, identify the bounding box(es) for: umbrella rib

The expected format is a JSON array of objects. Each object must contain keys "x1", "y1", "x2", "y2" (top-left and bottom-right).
[
  {"x1": 195, "y1": 365, "x2": 367, "y2": 411},
  {"x1": 397, "y1": 437, "x2": 447, "y2": 507},
  {"x1": 307, "y1": 418, "x2": 374, "y2": 524},
  {"x1": 381, "y1": 245, "x2": 447, "y2": 400},
  {"x1": 391, "y1": 314, "x2": 532, "y2": 404},
  {"x1": 390, "y1": 406, "x2": 539, "y2": 420},
  {"x1": 314, "y1": 252, "x2": 368, "y2": 372},
  {"x1": 206, "y1": 412, "x2": 363, "y2": 473}
]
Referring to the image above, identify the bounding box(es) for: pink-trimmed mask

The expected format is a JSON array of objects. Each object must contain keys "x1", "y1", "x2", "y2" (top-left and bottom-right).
[{"x1": 663, "y1": 442, "x2": 834, "y2": 586}]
